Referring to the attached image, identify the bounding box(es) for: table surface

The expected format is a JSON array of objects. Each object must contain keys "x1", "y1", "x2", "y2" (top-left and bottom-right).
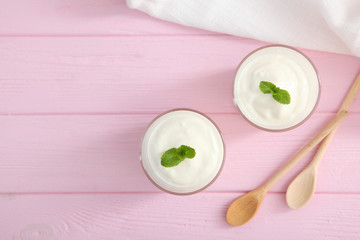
[{"x1": 1, "y1": 1, "x2": 360, "y2": 239}]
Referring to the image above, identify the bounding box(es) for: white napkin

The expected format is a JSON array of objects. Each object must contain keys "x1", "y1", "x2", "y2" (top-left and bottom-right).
[{"x1": 126, "y1": 0, "x2": 360, "y2": 57}]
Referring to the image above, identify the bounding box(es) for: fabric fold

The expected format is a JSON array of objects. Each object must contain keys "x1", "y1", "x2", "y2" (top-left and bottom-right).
[{"x1": 127, "y1": 0, "x2": 360, "y2": 57}]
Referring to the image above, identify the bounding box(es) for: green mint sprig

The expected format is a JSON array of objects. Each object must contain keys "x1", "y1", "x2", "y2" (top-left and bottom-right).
[
  {"x1": 161, "y1": 145, "x2": 196, "y2": 168},
  {"x1": 259, "y1": 81, "x2": 291, "y2": 105}
]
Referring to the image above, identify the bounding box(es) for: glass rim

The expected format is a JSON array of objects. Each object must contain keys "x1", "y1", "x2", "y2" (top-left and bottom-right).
[
  {"x1": 139, "y1": 108, "x2": 226, "y2": 195},
  {"x1": 233, "y1": 44, "x2": 321, "y2": 132}
]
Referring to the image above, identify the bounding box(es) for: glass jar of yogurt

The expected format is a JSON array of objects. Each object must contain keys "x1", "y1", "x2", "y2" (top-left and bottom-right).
[
  {"x1": 234, "y1": 45, "x2": 320, "y2": 131},
  {"x1": 140, "y1": 109, "x2": 225, "y2": 195}
]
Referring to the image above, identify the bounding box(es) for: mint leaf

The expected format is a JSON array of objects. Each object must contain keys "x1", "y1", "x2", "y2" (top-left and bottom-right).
[
  {"x1": 161, "y1": 148, "x2": 183, "y2": 167},
  {"x1": 273, "y1": 89, "x2": 291, "y2": 105},
  {"x1": 179, "y1": 145, "x2": 196, "y2": 159},
  {"x1": 259, "y1": 81, "x2": 291, "y2": 105},
  {"x1": 259, "y1": 81, "x2": 276, "y2": 94},
  {"x1": 161, "y1": 145, "x2": 196, "y2": 168}
]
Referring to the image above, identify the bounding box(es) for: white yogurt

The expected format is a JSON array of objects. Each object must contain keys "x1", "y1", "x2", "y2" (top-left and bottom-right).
[
  {"x1": 141, "y1": 110, "x2": 224, "y2": 194},
  {"x1": 234, "y1": 46, "x2": 320, "y2": 130}
]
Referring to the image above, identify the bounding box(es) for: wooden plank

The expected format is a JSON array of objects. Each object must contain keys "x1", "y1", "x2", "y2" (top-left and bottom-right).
[
  {"x1": 0, "y1": 37, "x2": 359, "y2": 114},
  {"x1": 1, "y1": 192, "x2": 359, "y2": 239},
  {"x1": 0, "y1": 0, "x2": 212, "y2": 35},
  {"x1": 1, "y1": 113, "x2": 359, "y2": 193}
]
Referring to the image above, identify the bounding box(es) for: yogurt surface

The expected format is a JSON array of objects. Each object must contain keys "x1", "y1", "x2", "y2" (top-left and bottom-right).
[
  {"x1": 141, "y1": 110, "x2": 224, "y2": 194},
  {"x1": 234, "y1": 46, "x2": 320, "y2": 130}
]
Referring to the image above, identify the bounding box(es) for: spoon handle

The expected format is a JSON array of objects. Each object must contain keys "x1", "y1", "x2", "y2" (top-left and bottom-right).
[
  {"x1": 262, "y1": 110, "x2": 348, "y2": 192},
  {"x1": 310, "y1": 72, "x2": 360, "y2": 168}
]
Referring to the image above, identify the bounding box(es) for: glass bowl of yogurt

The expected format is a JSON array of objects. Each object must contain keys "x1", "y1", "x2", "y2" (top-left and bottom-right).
[
  {"x1": 233, "y1": 45, "x2": 320, "y2": 131},
  {"x1": 140, "y1": 109, "x2": 225, "y2": 195}
]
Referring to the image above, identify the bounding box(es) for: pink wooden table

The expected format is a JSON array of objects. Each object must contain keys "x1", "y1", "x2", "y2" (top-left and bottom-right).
[{"x1": 1, "y1": 1, "x2": 360, "y2": 239}]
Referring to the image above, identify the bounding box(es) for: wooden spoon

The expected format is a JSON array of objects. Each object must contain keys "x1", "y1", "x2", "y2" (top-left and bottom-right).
[
  {"x1": 286, "y1": 72, "x2": 360, "y2": 209},
  {"x1": 226, "y1": 110, "x2": 348, "y2": 226}
]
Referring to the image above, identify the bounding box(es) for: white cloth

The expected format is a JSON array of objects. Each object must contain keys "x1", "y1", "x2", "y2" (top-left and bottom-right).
[{"x1": 126, "y1": 0, "x2": 360, "y2": 57}]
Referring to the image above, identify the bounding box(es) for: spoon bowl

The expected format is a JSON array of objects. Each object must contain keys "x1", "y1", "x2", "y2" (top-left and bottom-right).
[
  {"x1": 226, "y1": 188, "x2": 266, "y2": 226},
  {"x1": 286, "y1": 166, "x2": 317, "y2": 209}
]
